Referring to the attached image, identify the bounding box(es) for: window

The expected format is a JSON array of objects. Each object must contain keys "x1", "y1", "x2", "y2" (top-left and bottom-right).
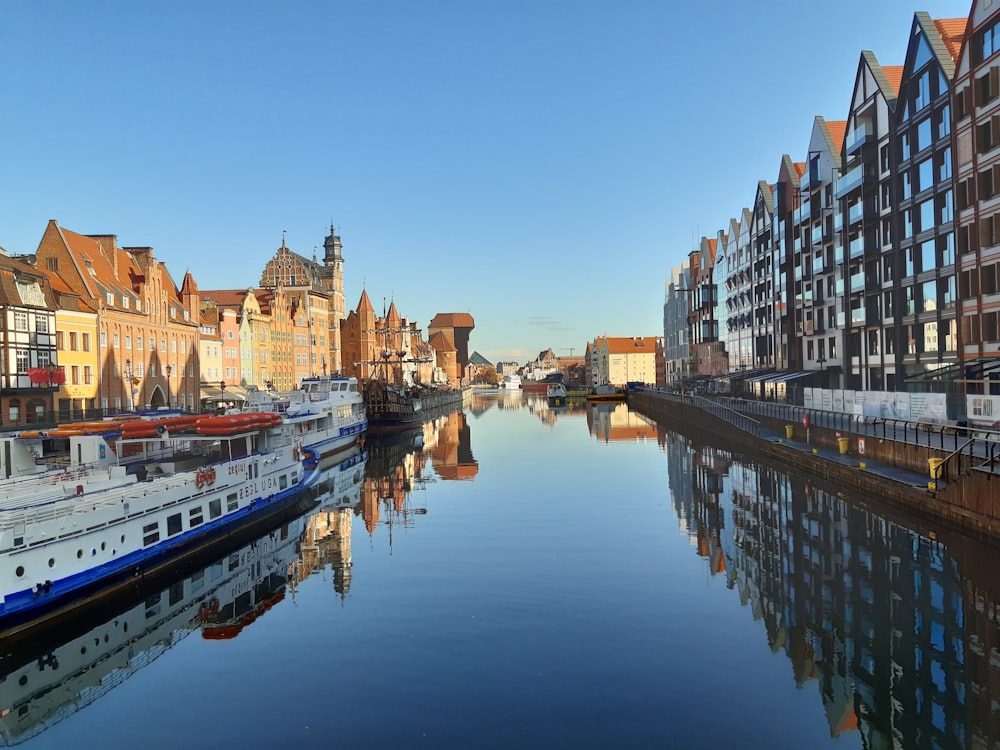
[
  {"x1": 917, "y1": 159, "x2": 933, "y2": 192},
  {"x1": 15, "y1": 349, "x2": 29, "y2": 373},
  {"x1": 56, "y1": 331, "x2": 65, "y2": 350},
  {"x1": 920, "y1": 239, "x2": 935, "y2": 271},
  {"x1": 161, "y1": 339, "x2": 166, "y2": 353},
  {"x1": 84, "y1": 366, "x2": 93, "y2": 385},
  {"x1": 940, "y1": 233, "x2": 955, "y2": 266},
  {"x1": 209, "y1": 499, "x2": 222, "y2": 519},
  {"x1": 916, "y1": 118, "x2": 932, "y2": 152},
  {"x1": 106, "y1": 292, "x2": 114, "y2": 306},
  {"x1": 167, "y1": 513, "x2": 182, "y2": 536},
  {"x1": 901, "y1": 132, "x2": 911, "y2": 161},
  {"x1": 13, "y1": 312, "x2": 27, "y2": 331},
  {"x1": 227, "y1": 493, "x2": 238, "y2": 512},
  {"x1": 938, "y1": 147, "x2": 952, "y2": 181},
  {"x1": 113, "y1": 333, "x2": 120, "y2": 348},
  {"x1": 915, "y1": 71, "x2": 931, "y2": 111},
  {"x1": 937, "y1": 105, "x2": 951, "y2": 139},
  {"x1": 143, "y1": 522, "x2": 160, "y2": 547},
  {"x1": 919, "y1": 199, "x2": 935, "y2": 232},
  {"x1": 71, "y1": 365, "x2": 80, "y2": 385},
  {"x1": 922, "y1": 280, "x2": 937, "y2": 312},
  {"x1": 35, "y1": 316, "x2": 48, "y2": 333},
  {"x1": 125, "y1": 335, "x2": 131, "y2": 350},
  {"x1": 136, "y1": 337, "x2": 143, "y2": 350}
]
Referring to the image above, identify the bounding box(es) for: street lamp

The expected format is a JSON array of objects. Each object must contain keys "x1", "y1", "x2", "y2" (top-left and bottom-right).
[
  {"x1": 165, "y1": 365, "x2": 172, "y2": 408},
  {"x1": 124, "y1": 359, "x2": 134, "y2": 411}
]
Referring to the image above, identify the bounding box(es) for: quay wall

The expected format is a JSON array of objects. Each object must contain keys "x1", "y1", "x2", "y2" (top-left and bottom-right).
[{"x1": 629, "y1": 390, "x2": 1000, "y2": 541}]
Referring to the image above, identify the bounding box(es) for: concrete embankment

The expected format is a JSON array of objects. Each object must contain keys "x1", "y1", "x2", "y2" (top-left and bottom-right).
[{"x1": 629, "y1": 390, "x2": 1000, "y2": 541}]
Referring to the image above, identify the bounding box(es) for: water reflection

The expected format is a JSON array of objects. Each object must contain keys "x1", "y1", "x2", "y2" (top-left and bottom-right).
[
  {"x1": 588, "y1": 402, "x2": 658, "y2": 442},
  {"x1": 357, "y1": 409, "x2": 476, "y2": 545},
  {"x1": 0, "y1": 449, "x2": 368, "y2": 747},
  {"x1": 662, "y1": 430, "x2": 1000, "y2": 748},
  {"x1": 0, "y1": 514, "x2": 305, "y2": 746}
]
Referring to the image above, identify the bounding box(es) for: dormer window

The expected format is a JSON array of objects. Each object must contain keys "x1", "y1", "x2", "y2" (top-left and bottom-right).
[
  {"x1": 106, "y1": 292, "x2": 114, "y2": 306},
  {"x1": 122, "y1": 296, "x2": 130, "y2": 309}
]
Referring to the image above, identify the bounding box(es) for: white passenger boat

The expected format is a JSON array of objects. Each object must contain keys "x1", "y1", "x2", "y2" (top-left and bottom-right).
[
  {"x1": 0, "y1": 410, "x2": 330, "y2": 625},
  {"x1": 242, "y1": 375, "x2": 367, "y2": 467}
]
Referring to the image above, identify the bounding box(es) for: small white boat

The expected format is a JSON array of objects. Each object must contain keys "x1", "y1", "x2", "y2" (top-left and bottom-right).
[{"x1": 501, "y1": 374, "x2": 522, "y2": 390}]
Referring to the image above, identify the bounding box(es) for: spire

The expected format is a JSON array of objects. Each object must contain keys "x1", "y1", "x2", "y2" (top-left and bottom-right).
[{"x1": 323, "y1": 222, "x2": 343, "y2": 265}]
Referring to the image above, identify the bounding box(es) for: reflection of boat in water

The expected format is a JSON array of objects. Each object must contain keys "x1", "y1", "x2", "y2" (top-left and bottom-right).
[
  {"x1": 547, "y1": 382, "x2": 568, "y2": 406},
  {"x1": 0, "y1": 513, "x2": 308, "y2": 746},
  {"x1": 586, "y1": 384, "x2": 626, "y2": 402},
  {"x1": 0, "y1": 404, "x2": 334, "y2": 630}
]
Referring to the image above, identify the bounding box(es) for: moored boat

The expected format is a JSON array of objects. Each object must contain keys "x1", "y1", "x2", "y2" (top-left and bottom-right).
[
  {"x1": 500, "y1": 374, "x2": 522, "y2": 390},
  {"x1": 0, "y1": 412, "x2": 323, "y2": 627},
  {"x1": 547, "y1": 382, "x2": 568, "y2": 406},
  {"x1": 586, "y1": 384, "x2": 626, "y2": 402}
]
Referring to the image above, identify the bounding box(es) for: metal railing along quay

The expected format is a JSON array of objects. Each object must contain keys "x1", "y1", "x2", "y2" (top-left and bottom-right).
[{"x1": 634, "y1": 387, "x2": 1000, "y2": 482}]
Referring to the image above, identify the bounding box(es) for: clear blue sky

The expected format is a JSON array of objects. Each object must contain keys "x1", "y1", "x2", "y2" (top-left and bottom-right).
[{"x1": 1, "y1": 0, "x2": 966, "y2": 365}]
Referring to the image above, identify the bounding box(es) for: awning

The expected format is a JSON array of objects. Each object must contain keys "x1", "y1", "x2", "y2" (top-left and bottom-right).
[{"x1": 200, "y1": 384, "x2": 246, "y2": 401}]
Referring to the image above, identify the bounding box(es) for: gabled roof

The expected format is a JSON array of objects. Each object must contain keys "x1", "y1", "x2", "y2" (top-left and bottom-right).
[
  {"x1": 0, "y1": 255, "x2": 58, "y2": 309},
  {"x1": 931, "y1": 16, "x2": 967, "y2": 70},
  {"x1": 469, "y1": 351, "x2": 492, "y2": 366},
  {"x1": 819, "y1": 118, "x2": 847, "y2": 165}
]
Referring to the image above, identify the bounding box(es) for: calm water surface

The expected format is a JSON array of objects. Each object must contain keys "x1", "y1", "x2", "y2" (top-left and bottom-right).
[{"x1": 4, "y1": 392, "x2": 999, "y2": 749}]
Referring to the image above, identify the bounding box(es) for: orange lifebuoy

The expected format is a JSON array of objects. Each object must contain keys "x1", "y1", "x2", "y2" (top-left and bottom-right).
[{"x1": 195, "y1": 468, "x2": 205, "y2": 488}]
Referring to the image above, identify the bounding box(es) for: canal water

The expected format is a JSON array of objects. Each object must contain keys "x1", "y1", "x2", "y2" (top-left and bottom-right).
[{"x1": 3, "y1": 391, "x2": 1000, "y2": 749}]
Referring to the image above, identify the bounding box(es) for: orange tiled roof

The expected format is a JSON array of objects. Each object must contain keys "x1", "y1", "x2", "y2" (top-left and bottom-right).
[
  {"x1": 356, "y1": 289, "x2": 374, "y2": 313},
  {"x1": 882, "y1": 65, "x2": 904, "y2": 94},
  {"x1": 605, "y1": 336, "x2": 658, "y2": 355},
  {"x1": 825, "y1": 120, "x2": 847, "y2": 153},
  {"x1": 934, "y1": 18, "x2": 967, "y2": 63},
  {"x1": 430, "y1": 312, "x2": 475, "y2": 328},
  {"x1": 793, "y1": 162, "x2": 806, "y2": 178},
  {"x1": 428, "y1": 330, "x2": 455, "y2": 351},
  {"x1": 201, "y1": 289, "x2": 249, "y2": 308}
]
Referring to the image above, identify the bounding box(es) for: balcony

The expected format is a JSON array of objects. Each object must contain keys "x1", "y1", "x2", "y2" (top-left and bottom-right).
[
  {"x1": 811, "y1": 224, "x2": 824, "y2": 245},
  {"x1": 849, "y1": 237, "x2": 864, "y2": 259},
  {"x1": 851, "y1": 307, "x2": 866, "y2": 325},
  {"x1": 850, "y1": 272, "x2": 866, "y2": 294},
  {"x1": 834, "y1": 212, "x2": 843, "y2": 233},
  {"x1": 848, "y1": 202, "x2": 864, "y2": 226},
  {"x1": 812, "y1": 255, "x2": 826, "y2": 275},
  {"x1": 845, "y1": 123, "x2": 872, "y2": 155},
  {"x1": 835, "y1": 164, "x2": 869, "y2": 198}
]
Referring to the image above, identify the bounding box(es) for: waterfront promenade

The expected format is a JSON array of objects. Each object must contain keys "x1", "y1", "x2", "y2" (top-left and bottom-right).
[{"x1": 629, "y1": 387, "x2": 1000, "y2": 540}]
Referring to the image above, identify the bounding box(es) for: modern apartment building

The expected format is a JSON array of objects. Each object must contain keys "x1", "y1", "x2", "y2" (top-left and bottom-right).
[
  {"x1": 663, "y1": 261, "x2": 690, "y2": 384},
  {"x1": 955, "y1": 0, "x2": 1000, "y2": 394},
  {"x1": 749, "y1": 181, "x2": 775, "y2": 369},
  {"x1": 893, "y1": 14, "x2": 965, "y2": 386}
]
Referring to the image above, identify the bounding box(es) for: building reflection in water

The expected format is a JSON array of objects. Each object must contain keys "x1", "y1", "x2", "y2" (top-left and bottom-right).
[
  {"x1": 291, "y1": 445, "x2": 368, "y2": 600},
  {"x1": 663, "y1": 432, "x2": 1000, "y2": 748},
  {"x1": 0, "y1": 444, "x2": 378, "y2": 746},
  {"x1": 587, "y1": 402, "x2": 658, "y2": 443},
  {"x1": 356, "y1": 409, "x2": 477, "y2": 545},
  {"x1": 0, "y1": 516, "x2": 306, "y2": 746}
]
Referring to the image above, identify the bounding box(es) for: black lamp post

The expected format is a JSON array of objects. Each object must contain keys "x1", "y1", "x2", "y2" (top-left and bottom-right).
[{"x1": 165, "y1": 365, "x2": 172, "y2": 407}]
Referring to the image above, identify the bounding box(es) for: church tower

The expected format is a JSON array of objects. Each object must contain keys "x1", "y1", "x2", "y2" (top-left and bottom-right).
[{"x1": 323, "y1": 223, "x2": 346, "y2": 372}]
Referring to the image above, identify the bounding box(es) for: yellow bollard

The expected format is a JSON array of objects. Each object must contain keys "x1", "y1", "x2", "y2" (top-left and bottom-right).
[
  {"x1": 785, "y1": 425, "x2": 794, "y2": 439},
  {"x1": 837, "y1": 437, "x2": 849, "y2": 454},
  {"x1": 928, "y1": 458, "x2": 944, "y2": 480}
]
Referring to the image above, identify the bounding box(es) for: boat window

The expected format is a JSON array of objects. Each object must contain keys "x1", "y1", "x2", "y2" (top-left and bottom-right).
[
  {"x1": 227, "y1": 493, "x2": 238, "y2": 512},
  {"x1": 142, "y1": 521, "x2": 160, "y2": 547},
  {"x1": 168, "y1": 581, "x2": 184, "y2": 606},
  {"x1": 209, "y1": 499, "x2": 222, "y2": 519},
  {"x1": 189, "y1": 506, "x2": 204, "y2": 527},
  {"x1": 167, "y1": 513, "x2": 182, "y2": 536},
  {"x1": 279, "y1": 474, "x2": 288, "y2": 490},
  {"x1": 228, "y1": 553, "x2": 240, "y2": 572}
]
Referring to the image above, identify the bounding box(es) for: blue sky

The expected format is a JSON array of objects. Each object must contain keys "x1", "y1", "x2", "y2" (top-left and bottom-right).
[{"x1": 2, "y1": 0, "x2": 966, "y2": 365}]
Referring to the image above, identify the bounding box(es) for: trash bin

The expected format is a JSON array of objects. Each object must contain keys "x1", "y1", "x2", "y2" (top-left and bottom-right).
[
  {"x1": 837, "y1": 437, "x2": 849, "y2": 454},
  {"x1": 928, "y1": 457, "x2": 944, "y2": 479},
  {"x1": 785, "y1": 425, "x2": 794, "y2": 439}
]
